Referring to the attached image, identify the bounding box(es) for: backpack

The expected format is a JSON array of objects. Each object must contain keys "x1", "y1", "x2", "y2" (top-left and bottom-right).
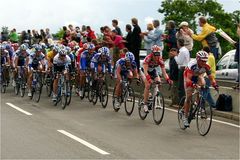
[{"x1": 216, "y1": 94, "x2": 233, "y2": 111}]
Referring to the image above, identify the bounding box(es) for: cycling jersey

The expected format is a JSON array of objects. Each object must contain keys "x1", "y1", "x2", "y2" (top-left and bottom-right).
[
  {"x1": 28, "y1": 52, "x2": 45, "y2": 69},
  {"x1": 184, "y1": 59, "x2": 211, "y2": 87},
  {"x1": 15, "y1": 50, "x2": 30, "y2": 66},
  {"x1": 115, "y1": 58, "x2": 137, "y2": 78},
  {"x1": 80, "y1": 50, "x2": 96, "y2": 70},
  {"x1": 1, "y1": 49, "x2": 9, "y2": 64},
  {"x1": 53, "y1": 54, "x2": 71, "y2": 73},
  {"x1": 90, "y1": 53, "x2": 112, "y2": 73},
  {"x1": 143, "y1": 53, "x2": 165, "y2": 72},
  {"x1": 47, "y1": 50, "x2": 56, "y2": 63}
]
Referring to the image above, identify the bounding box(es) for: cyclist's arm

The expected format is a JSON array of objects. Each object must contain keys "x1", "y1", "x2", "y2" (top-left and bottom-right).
[
  {"x1": 161, "y1": 66, "x2": 170, "y2": 81},
  {"x1": 185, "y1": 69, "x2": 194, "y2": 87},
  {"x1": 143, "y1": 63, "x2": 149, "y2": 76},
  {"x1": 116, "y1": 66, "x2": 122, "y2": 81}
]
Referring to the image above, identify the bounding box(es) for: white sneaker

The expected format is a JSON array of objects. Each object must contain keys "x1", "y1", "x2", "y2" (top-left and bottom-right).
[
  {"x1": 79, "y1": 90, "x2": 83, "y2": 97},
  {"x1": 52, "y1": 94, "x2": 57, "y2": 101},
  {"x1": 182, "y1": 116, "x2": 190, "y2": 127},
  {"x1": 114, "y1": 98, "x2": 120, "y2": 109},
  {"x1": 143, "y1": 104, "x2": 149, "y2": 113},
  {"x1": 12, "y1": 80, "x2": 16, "y2": 87},
  {"x1": 28, "y1": 92, "x2": 32, "y2": 97}
]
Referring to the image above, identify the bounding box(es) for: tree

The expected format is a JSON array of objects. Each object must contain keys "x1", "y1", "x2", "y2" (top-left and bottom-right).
[
  {"x1": 53, "y1": 28, "x2": 65, "y2": 40},
  {"x1": 158, "y1": 0, "x2": 238, "y2": 59}
]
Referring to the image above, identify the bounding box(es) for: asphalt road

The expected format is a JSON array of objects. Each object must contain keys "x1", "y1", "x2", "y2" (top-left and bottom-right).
[{"x1": 1, "y1": 87, "x2": 239, "y2": 159}]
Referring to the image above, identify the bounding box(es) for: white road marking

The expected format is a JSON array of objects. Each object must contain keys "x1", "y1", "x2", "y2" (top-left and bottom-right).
[
  {"x1": 6, "y1": 103, "x2": 32, "y2": 115},
  {"x1": 57, "y1": 130, "x2": 110, "y2": 155}
]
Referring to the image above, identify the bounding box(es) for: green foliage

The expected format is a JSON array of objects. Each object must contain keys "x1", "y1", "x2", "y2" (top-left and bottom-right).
[
  {"x1": 159, "y1": 0, "x2": 239, "y2": 58},
  {"x1": 53, "y1": 28, "x2": 64, "y2": 40}
]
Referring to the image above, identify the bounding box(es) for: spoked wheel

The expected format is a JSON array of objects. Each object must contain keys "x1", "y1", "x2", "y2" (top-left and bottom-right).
[
  {"x1": 196, "y1": 98, "x2": 212, "y2": 136},
  {"x1": 92, "y1": 89, "x2": 98, "y2": 105},
  {"x1": 138, "y1": 95, "x2": 148, "y2": 120},
  {"x1": 152, "y1": 92, "x2": 165, "y2": 125},
  {"x1": 100, "y1": 82, "x2": 108, "y2": 108},
  {"x1": 112, "y1": 85, "x2": 120, "y2": 112},
  {"x1": 46, "y1": 81, "x2": 52, "y2": 97},
  {"x1": 1, "y1": 83, "x2": 6, "y2": 93},
  {"x1": 62, "y1": 82, "x2": 69, "y2": 110},
  {"x1": 124, "y1": 86, "x2": 135, "y2": 116},
  {"x1": 80, "y1": 87, "x2": 85, "y2": 100},
  {"x1": 177, "y1": 97, "x2": 187, "y2": 130},
  {"x1": 15, "y1": 82, "x2": 20, "y2": 95},
  {"x1": 34, "y1": 83, "x2": 42, "y2": 103},
  {"x1": 67, "y1": 85, "x2": 72, "y2": 105},
  {"x1": 20, "y1": 82, "x2": 25, "y2": 97},
  {"x1": 88, "y1": 86, "x2": 94, "y2": 102}
]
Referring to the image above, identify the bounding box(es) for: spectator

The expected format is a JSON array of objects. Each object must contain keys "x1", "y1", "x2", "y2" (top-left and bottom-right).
[
  {"x1": 124, "y1": 24, "x2": 133, "y2": 52},
  {"x1": 86, "y1": 26, "x2": 96, "y2": 41},
  {"x1": 131, "y1": 17, "x2": 142, "y2": 70},
  {"x1": 32, "y1": 30, "x2": 40, "y2": 44},
  {"x1": 143, "y1": 23, "x2": 154, "y2": 55},
  {"x1": 75, "y1": 26, "x2": 82, "y2": 44},
  {"x1": 187, "y1": 16, "x2": 219, "y2": 59},
  {"x1": 120, "y1": 48, "x2": 129, "y2": 58},
  {"x1": 163, "y1": 20, "x2": 177, "y2": 51},
  {"x1": 62, "y1": 26, "x2": 69, "y2": 46},
  {"x1": 45, "y1": 28, "x2": 53, "y2": 39},
  {"x1": 202, "y1": 46, "x2": 216, "y2": 108},
  {"x1": 102, "y1": 26, "x2": 113, "y2": 49},
  {"x1": 9, "y1": 28, "x2": 19, "y2": 43},
  {"x1": 112, "y1": 19, "x2": 122, "y2": 36},
  {"x1": 169, "y1": 48, "x2": 179, "y2": 105},
  {"x1": 81, "y1": 25, "x2": 88, "y2": 44},
  {"x1": 172, "y1": 39, "x2": 190, "y2": 102},
  {"x1": 40, "y1": 29, "x2": 46, "y2": 42},
  {"x1": 20, "y1": 30, "x2": 29, "y2": 44},
  {"x1": 176, "y1": 21, "x2": 194, "y2": 56},
  {"x1": 27, "y1": 29, "x2": 32, "y2": 46},
  {"x1": 111, "y1": 30, "x2": 125, "y2": 65}
]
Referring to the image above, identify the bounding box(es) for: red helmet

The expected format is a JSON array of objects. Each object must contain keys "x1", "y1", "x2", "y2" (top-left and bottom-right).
[
  {"x1": 151, "y1": 45, "x2": 162, "y2": 53},
  {"x1": 196, "y1": 51, "x2": 208, "y2": 62}
]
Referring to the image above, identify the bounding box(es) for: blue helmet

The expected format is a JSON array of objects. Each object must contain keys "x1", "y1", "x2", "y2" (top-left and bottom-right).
[
  {"x1": 87, "y1": 43, "x2": 95, "y2": 50},
  {"x1": 101, "y1": 47, "x2": 110, "y2": 56},
  {"x1": 5, "y1": 44, "x2": 11, "y2": 50},
  {"x1": 125, "y1": 52, "x2": 135, "y2": 62},
  {"x1": 0, "y1": 44, "x2": 6, "y2": 50},
  {"x1": 65, "y1": 46, "x2": 71, "y2": 54},
  {"x1": 34, "y1": 44, "x2": 42, "y2": 52}
]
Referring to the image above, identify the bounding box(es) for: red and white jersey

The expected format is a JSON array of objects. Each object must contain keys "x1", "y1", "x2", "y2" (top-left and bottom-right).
[{"x1": 143, "y1": 53, "x2": 165, "y2": 71}]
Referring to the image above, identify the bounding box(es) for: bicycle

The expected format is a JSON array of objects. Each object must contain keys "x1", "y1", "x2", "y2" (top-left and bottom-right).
[
  {"x1": 30, "y1": 69, "x2": 43, "y2": 102},
  {"x1": 45, "y1": 69, "x2": 54, "y2": 97},
  {"x1": 138, "y1": 81, "x2": 166, "y2": 125},
  {"x1": 0, "y1": 64, "x2": 10, "y2": 93},
  {"x1": 15, "y1": 66, "x2": 27, "y2": 97},
  {"x1": 53, "y1": 71, "x2": 71, "y2": 110},
  {"x1": 112, "y1": 78, "x2": 135, "y2": 116},
  {"x1": 177, "y1": 85, "x2": 218, "y2": 136},
  {"x1": 79, "y1": 69, "x2": 92, "y2": 101},
  {"x1": 90, "y1": 72, "x2": 109, "y2": 108}
]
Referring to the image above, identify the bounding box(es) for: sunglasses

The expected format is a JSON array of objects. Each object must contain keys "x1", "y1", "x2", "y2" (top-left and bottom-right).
[{"x1": 153, "y1": 52, "x2": 161, "y2": 56}]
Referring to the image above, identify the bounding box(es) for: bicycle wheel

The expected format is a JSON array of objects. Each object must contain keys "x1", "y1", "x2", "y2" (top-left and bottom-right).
[
  {"x1": 112, "y1": 85, "x2": 120, "y2": 112},
  {"x1": 196, "y1": 97, "x2": 212, "y2": 136},
  {"x1": 88, "y1": 86, "x2": 94, "y2": 102},
  {"x1": 20, "y1": 80, "x2": 25, "y2": 97},
  {"x1": 92, "y1": 88, "x2": 98, "y2": 105},
  {"x1": 152, "y1": 92, "x2": 165, "y2": 125},
  {"x1": 1, "y1": 81, "x2": 6, "y2": 93},
  {"x1": 177, "y1": 97, "x2": 187, "y2": 130},
  {"x1": 46, "y1": 81, "x2": 52, "y2": 97},
  {"x1": 61, "y1": 82, "x2": 68, "y2": 110},
  {"x1": 34, "y1": 82, "x2": 42, "y2": 103},
  {"x1": 138, "y1": 95, "x2": 148, "y2": 120},
  {"x1": 15, "y1": 81, "x2": 20, "y2": 95},
  {"x1": 67, "y1": 85, "x2": 72, "y2": 105},
  {"x1": 124, "y1": 86, "x2": 135, "y2": 116},
  {"x1": 100, "y1": 82, "x2": 108, "y2": 108}
]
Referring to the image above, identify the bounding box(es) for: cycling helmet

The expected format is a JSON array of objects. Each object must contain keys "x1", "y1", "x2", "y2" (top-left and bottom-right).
[
  {"x1": 101, "y1": 47, "x2": 110, "y2": 56},
  {"x1": 59, "y1": 49, "x2": 66, "y2": 56},
  {"x1": 65, "y1": 47, "x2": 71, "y2": 54},
  {"x1": 125, "y1": 52, "x2": 135, "y2": 62},
  {"x1": 40, "y1": 42, "x2": 47, "y2": 49},
  {"x1": 20, "y1": 44, "x2": 28, "y2": 51},
  {"x1": 83, "y1": 43, "x2": 89, "y2": 49},
  {"x1": 151, "y1": 45, "x2": 162, "y2": 53},
  {"x1": 196, "y1": 50, "x2": 208, "y2": 62},
  {"x1": 53, "y1": 45, "x2": 60, "y2": 52},
  {"x1": 34, "y1": 44, "x2": 42, "y2": 52},
  {"x1": 87, "y1": 43, "x2": 95, "y2": 50},
  {"x1": 0, "y1": 44, "x2": 6, "y2": 50},
  {"x1": 5, "y1": 44, "x2": 11, "y2": 50}
]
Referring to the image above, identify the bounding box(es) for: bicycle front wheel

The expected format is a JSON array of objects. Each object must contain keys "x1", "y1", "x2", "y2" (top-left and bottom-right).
[
  {"x1": 34, "y1": 82, "x2": 42, "y2": 103},
  {"x1": 112, "y1": 85, "x2": 120, "y2": 112},
  {"x1": 196, "y1": 97, "x2": 212, "y2": 136},
  {"x1": 124, "y1": 86, "x2": 135, "y2": 116},
  {"x1": 100, "y1": 82, "x2": 108, "y2": 108},
  {"x1": 177, "y1": 97, "x2": 187, "y2": 130},
  {"x1": 138, "y1": 95, "x2": 148, "y2": 120},
  {"x1": 152, "y1": 92, "x2": 165, "y2": 125}
]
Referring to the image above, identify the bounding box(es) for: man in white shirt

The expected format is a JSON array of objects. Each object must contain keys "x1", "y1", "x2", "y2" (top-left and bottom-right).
[{"x1": 172, "y1": 39, "x2": 190, "y2": 102}]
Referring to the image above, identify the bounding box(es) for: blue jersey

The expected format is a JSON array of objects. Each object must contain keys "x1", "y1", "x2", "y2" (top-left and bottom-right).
[
  {"x1": 1, "y1": 49, "x2": 9, "y2": 64},
  {"x1": 118, "y1": 59, "x2": 137, "y2": 72},
  {"x1": 80, "y1": 50, "x2": 96, "y2": 70},
  {"x1": 15, "y1": 50, "x2": 30, "y2": 66},
  {"x1": 91, "y1": 53, "x2": 112, "y2": 73},
  {"x1": 29, "y1": 52, "x2": 45, "y2": 69}
]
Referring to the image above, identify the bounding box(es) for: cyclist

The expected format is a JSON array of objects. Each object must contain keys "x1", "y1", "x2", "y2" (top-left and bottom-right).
[
  {"x1": 90, "y1": 47, "x2": 112, "y2": 86},
  {"x1": 0, "y1": 44, "x2": 10, "y2": 84},
  {"x1": 114, "y1": 51, "x2": 140, "y2": 108},
  {"x1": 182, "y1": 50, "x2": 218, "y2": 127},
  {"x1": 52, "y1": 49, "x2": 71, "y2": 101},
  {"x1": 141, "y1": 45, "x2": 172, "y2": 113},
  {"x1": 13, "y1": 44, "x2": 30, "y2": 87},
  {"x1": 78, "y1": 43, "x2": 96, "y2": 97},
  {"x1": 27, "y1": 44, "x2": 45, "y2": 97}
]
